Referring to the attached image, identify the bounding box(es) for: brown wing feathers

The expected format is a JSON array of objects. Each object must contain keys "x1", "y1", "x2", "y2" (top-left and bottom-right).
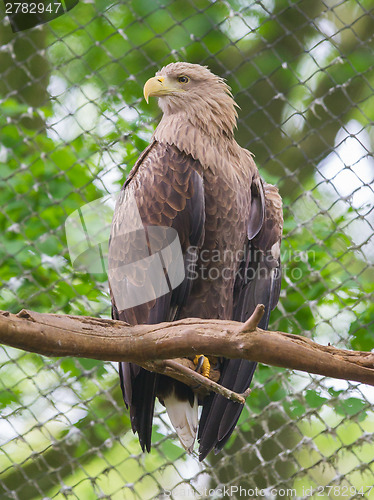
[
  {"x1": 197, "y1": 180, "x2": 282, "y2": 460},
  {"x1": 110, "y1": 143, "x2": 205, "y2": 453}
]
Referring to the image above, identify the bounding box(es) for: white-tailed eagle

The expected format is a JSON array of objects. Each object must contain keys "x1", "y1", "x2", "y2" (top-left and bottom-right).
[{"x1": 109, "y1": 62, "x2": 283, "y2": 461}]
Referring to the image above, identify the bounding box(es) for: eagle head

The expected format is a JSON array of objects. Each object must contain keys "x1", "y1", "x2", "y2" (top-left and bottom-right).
[{"x1": 143, "y1": 62, "x2": 238, "y2": 138}]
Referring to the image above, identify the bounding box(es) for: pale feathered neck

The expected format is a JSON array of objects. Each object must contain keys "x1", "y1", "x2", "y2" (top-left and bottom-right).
[
  {"x1": 157, "y1": 86, "x2": 238, "y2": 140},
  {"x1": 153, "y1": 92, "x2": 252, "y2": 175}
]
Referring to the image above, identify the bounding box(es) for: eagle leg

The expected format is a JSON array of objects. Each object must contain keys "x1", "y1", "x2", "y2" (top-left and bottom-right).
[{"x1": 193, "y1": 355, "x2": 211, "y2": 378}]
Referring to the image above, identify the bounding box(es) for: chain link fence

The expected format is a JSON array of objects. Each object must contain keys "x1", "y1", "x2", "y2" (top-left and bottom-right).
[{"x1": 0, "y1": 0, "x2": 373, "y2": 498}]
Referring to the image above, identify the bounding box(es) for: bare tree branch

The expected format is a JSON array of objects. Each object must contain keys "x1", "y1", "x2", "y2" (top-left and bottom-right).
[
  {"x1": 149, "y1": 358, "x2": 251, "y2": 404},
  {"x1": 0, "y1": 307, "x2": 373, "y2": 399}
]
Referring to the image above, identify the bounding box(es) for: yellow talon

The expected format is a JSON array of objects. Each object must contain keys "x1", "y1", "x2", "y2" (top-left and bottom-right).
[{"x1": 193, "y1": 355, "x2": 210, "y2": 378}]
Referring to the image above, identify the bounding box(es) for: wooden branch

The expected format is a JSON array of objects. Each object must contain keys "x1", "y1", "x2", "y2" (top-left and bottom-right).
[
  {"x1": 149, "y1": 359, "x2": 250, "y2": 404},
  {"x1": 0, "y1": 307, "x2": 373, "y2": 396}
]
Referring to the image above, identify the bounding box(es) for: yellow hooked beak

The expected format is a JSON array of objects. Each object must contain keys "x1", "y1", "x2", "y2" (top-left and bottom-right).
[
  {"x1": 143, "y1": 76, "x2": 182, "y2": 103},
  {"x1": 143, "y1": 76, "x2": 166, "y2": 103}
]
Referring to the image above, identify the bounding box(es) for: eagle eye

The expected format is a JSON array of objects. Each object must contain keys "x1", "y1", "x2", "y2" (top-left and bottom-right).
[{"x1": 177, "y1": 76, "x2": 190, "y2": 84}]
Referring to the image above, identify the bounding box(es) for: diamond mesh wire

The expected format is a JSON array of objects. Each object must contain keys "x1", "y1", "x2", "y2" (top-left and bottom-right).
[{"x1": 0, "y1": 0, "x2": 373, "y2": 498}]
